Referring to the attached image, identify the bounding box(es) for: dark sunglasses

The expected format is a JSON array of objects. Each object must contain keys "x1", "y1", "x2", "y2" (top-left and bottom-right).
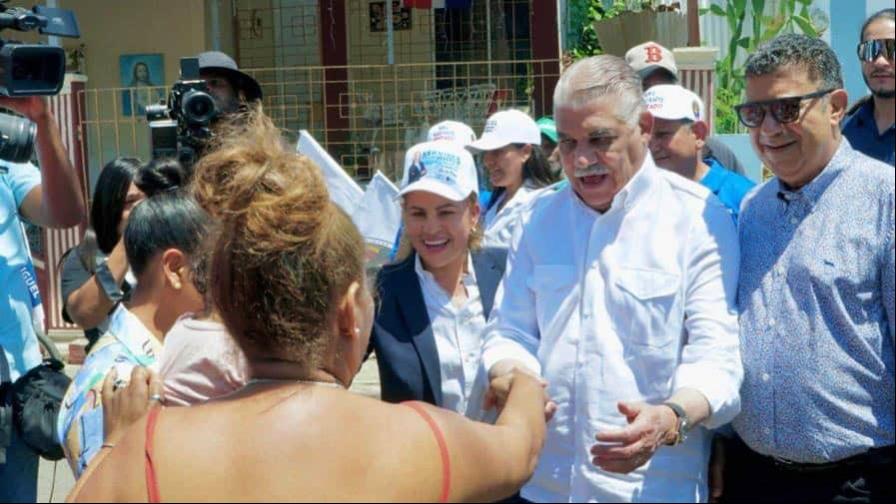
[
  {"x1": 858, "y1": 39, "x2": 896, "y2": 62},
  {"x1": 734, "y1": 89, "x2": 835, "y2": 129}
]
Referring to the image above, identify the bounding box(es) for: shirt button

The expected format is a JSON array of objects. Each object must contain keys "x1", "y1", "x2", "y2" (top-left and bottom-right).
[
  {"x1": 769, "y1": 318, "x2": 776, "y2": 327},
  {"x1": 761, "y1": 372, "x2": 770, "y2": 382},
  {"x1": 764, "y1": 427, "x2": 772, "y2": 435},
  {"x1": 790, "y1": 217, "x2": 799, "y2": 226}
]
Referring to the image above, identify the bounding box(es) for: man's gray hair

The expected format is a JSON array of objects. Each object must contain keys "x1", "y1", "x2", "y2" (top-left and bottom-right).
[
  {"x1": 553, "y1": 55, "x2": 645, "y2": 125},
  {"x1": 744, "y1": 33, "x2": 844, "y2": 90}
]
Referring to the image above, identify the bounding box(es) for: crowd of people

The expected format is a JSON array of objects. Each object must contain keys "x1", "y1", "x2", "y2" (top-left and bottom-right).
[{"x1": 0, "y1": 7, "x2": 893, "y2": 503}]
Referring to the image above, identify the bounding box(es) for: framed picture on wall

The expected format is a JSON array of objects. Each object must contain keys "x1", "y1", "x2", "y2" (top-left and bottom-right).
[
  {"x1": 370, "y1": 2, "x2": 411, "y2": 33},
  {"x1": 119, "y1": 53, "x2": 166, "y2": 117}
]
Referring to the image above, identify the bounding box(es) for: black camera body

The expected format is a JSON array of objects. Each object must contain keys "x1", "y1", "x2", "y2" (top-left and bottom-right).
[
  {"x1": 146, "y1": 57, "x2": 219, "y2": 168},
  {"x1": 0, "y1": 2, "x2": 79, "y2": 163}
]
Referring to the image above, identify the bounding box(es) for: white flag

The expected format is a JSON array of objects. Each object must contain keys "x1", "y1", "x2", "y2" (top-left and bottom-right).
[
  {"x1": 351, "y1": 170, "x2": 401, "y2": 250},
  {"x1": 296, "y1": 130, "x2": 363, "y2": 215}
]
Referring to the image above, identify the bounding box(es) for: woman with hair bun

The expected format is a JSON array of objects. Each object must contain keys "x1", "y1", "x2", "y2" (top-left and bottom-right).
[
  {"x1": 68, "y1": 109, "x2": 550, "y2": 503},
  {"x1": 58, "y1": 175, "x2": 210, "y2": 477}
]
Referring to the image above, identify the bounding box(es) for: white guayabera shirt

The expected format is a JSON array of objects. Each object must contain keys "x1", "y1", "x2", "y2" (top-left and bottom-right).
[{"x1": 482, "y1": 154, "x2": 744, "y2": 503}]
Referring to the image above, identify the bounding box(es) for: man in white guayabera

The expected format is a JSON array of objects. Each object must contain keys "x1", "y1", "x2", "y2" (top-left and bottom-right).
[{"x1": 480, "y1": 55, "x2": 744, "y2": 502}]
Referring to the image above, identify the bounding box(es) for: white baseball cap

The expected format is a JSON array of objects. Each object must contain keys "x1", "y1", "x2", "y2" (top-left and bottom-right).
[
  {"x1": 467, "y1": 109, "x2": 541, "y2": 152},
  {"x1": 399, "y1": 141, "x2": 479, "y2": 202},
  {"x1": 644, "y1": 84, "x2": 705, "y2": 122},
  {"x1": 625, "y1": 41, "x2": 678, "y2": 81},
  {"x1": 426, "y1": 120, "x2": 477, "y2": 148}
]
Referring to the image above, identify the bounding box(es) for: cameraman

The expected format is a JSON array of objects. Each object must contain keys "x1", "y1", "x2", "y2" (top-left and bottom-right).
[
  {"x1": 197, "y1": 51, "x2": 262, "y2": 115},
  {"x1": 0, "y1": 96, "x2": 85, "y2": 501}
]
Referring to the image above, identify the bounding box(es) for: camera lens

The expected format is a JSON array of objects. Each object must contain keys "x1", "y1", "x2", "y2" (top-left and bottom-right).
[
  {"x1": 0, "y1": 113, "x2": 37, "y2": 163},
  {"x1": 181, "y1": 90, "x2": 217, "y2": 126}
]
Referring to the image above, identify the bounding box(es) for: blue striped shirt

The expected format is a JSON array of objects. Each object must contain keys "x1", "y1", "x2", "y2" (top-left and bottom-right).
[{"x1": 734, "y1": 140, "x2": 895, "y2": 463}]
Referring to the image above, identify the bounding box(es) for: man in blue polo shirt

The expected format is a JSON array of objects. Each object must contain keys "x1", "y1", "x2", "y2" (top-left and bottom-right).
[
  {"x1": 0, "y1": 96, "x2": 85, "y2": 502},
  {"x1": 842, "y1": 8, "x2": 894, "y2": 165},
  {"x1": 645, "y1": 84, "x2": 755, "y2": 218}
]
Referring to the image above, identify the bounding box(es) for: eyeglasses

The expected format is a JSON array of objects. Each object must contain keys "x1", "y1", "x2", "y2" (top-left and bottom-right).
[
  {"x1": 733, "y1": 89, "x2": 835, "y2": 129},
  {"x1": 858, "y1": 39, "x2": 896, "y2": 62}
]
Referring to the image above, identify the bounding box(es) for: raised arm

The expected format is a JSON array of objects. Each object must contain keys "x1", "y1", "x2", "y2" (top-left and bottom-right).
[
  {"x1": 62, "y1": 238, "x2": 130, "y2": 329},
  {"x1": 0, "y1": 96, "x2": 85, "y2": 228}
]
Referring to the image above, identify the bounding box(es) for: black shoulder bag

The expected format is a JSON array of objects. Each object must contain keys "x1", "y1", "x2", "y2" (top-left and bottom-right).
[{"x1": 0, "y1": 330, "x2": 71, "y2": 462}]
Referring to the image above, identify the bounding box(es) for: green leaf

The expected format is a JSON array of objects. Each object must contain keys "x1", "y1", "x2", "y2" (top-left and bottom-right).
[
  {"x1": 738, "y1": 36, "x2": 751, "y2": 48},
  {"x1": 751, "y1": 0, "x2": 766, "y2": 16},
  {"x1": 733, "y1": 0, "x2": 747, "y2": 17},
  {"x1": 709, "y1": 4, "x2": 726, "y2": 17},
  {"x1": 792, "y1": 15, "x2": 818, "y2": 37},
  {"x1": 699, "y1": 7, "x2": 710, "y2": 15}
]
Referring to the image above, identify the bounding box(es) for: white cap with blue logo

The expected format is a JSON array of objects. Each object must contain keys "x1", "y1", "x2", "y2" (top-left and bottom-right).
[
  {"x1": 399, "y1": 141, "x2": 479, "y2": 202},
  {"x1": 644, "y1": 84, "x2": 705, "y2": 122},
  {"x1": 426, "y1": 120, "x2": 477, "y2": 148}
]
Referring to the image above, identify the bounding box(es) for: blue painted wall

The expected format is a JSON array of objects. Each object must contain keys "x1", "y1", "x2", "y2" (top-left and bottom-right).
[
  {"x1": 831, "y1": 0, "x2": 870, "y2": 106},
  {"x1": 716, "y1": 134, "x2": 764, "y2": 183}
]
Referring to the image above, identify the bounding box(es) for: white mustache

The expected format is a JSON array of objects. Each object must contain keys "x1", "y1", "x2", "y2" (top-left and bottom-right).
[{"x1": 574, "y1": 165, "x2": 610, "y2": 178}]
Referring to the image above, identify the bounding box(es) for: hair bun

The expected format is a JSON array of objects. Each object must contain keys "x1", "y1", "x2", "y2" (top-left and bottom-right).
[
  {"x1": 136, "y1": 158, "x2": 189, "y2": 197},
  {"x1": 191, "y1": 106, "x2": 331, "y2": 255}
]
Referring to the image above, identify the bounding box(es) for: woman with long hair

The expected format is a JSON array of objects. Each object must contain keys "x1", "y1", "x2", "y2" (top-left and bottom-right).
[
  {"x1": 60, "y1": 158, "x2": 144, "y2": 352},
  {"x1": 467, "y1": 109, "x2": 558, "y2": 248}
]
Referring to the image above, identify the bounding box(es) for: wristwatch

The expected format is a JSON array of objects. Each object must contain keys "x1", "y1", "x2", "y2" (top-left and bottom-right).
[
  {"x1": 662, "y1": 401, "x2": 691, "y2": 446},
  {"x1": 95, "y1": 260, "x2": 124, "y2": 303}
]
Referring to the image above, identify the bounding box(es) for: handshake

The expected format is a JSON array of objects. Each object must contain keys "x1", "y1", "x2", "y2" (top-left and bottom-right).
[{"x1": 482, "y1": 359, "x2": 557, "y2": 423}]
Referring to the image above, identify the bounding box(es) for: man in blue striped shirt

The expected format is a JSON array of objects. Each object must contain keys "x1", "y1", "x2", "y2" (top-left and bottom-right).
[{"x1": 724, "y1": 34, "x2": 895, "y2": 503}]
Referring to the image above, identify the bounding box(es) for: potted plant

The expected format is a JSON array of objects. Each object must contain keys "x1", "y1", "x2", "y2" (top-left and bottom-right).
[{"x1": 592, "y1": 1, "x2": 688, "y2": 57}]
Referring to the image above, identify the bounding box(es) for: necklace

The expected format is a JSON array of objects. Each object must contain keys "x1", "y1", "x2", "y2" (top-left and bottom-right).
[{"x1": 247, "y1": 378, "x2": 344, "y2": 390}]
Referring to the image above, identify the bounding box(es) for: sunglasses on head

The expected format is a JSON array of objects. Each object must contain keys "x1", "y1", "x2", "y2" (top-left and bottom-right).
[
  {"x1": 858, "y1": 39, "x2": 896, "y2": 62},
  {"x1": 734, "y1": 89, "x2": 836, "y2": 129}
]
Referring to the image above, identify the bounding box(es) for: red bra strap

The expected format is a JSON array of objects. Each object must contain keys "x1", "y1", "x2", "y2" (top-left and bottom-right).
[
  {"x1": 144, "y1": 405, "x2": 163, "y2": 503},
  {"x1": 403, "y1": 401, "x2": 451, "y2": 503}
]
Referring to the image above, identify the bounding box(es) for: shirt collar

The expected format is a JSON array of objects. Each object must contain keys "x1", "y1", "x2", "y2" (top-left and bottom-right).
[
  {"x1": 414, "y1": 251, "x2": 477, "y2": 287},
  {"x1": 570, "y1": 150, "x2": 658, "y2": 215},
  {"x1": 862, "y1": 98, "x2": 895, "y2": 127},
  {"x1": 107, "y1": 304, "x2": 161, "y2": 361},
  {"x1": 700, "y1": 159, "x2": 727, "y2": 193},
  {"x1": 853, "y1": 98, "x2": 896, "y2": 135},
  {"x1": 776, "y1": 139, "x2": 850, "y2": 207}
]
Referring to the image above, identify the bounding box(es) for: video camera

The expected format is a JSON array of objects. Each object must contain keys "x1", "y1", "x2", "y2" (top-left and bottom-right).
[
  {"x1": 146, "y1": 57, "x2": 219, "y2": 169},
  {"x1": 0, "y1": 2, "x2": 79, "y2": 163}
]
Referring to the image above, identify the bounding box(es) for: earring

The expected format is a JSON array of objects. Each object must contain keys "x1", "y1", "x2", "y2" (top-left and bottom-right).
[{"x1": 354, "y1": 327, "x2": 361, "y2": 335}]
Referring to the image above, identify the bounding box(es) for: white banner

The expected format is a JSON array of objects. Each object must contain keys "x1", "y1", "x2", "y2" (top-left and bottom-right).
[
  {"x1": 351, "y1": 171, "x2": 401, "y2": 250},
  {"x1": 296, "y1": 130, "x2": 363, "y2": 215}
]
